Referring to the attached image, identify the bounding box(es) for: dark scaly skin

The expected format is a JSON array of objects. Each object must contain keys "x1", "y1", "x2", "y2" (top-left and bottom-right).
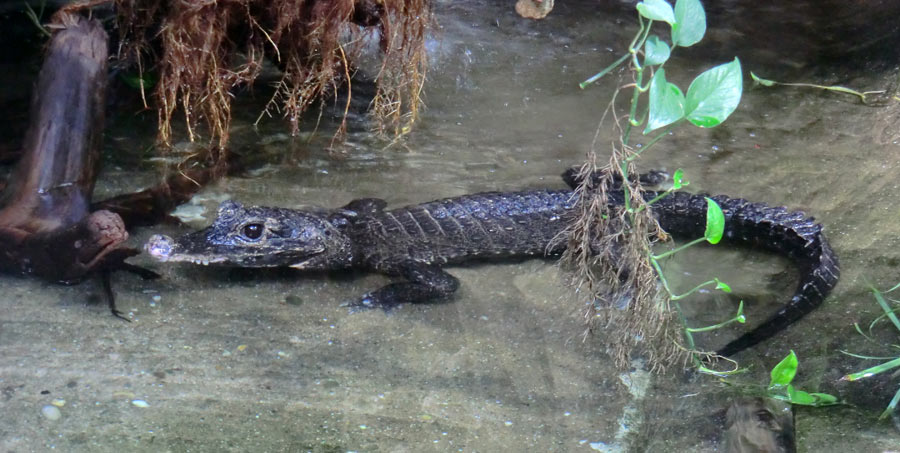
[
  {"x1": 146, "y1": 172, "x2": 839, "y2": 356},
  {"x1": 345, "y1": 191, "x2": 575, "y2": 309},
  {"x1": 655, "y1": 191, "x2": 839, "y2": 356}
]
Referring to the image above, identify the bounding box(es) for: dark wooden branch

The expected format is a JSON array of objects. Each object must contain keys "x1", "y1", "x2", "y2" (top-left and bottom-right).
[
  {"x1": 0, "y1": 16, "x2": 107, "y2": 232},
  {"x1": 93, "y1": 156, "x2": 231, "y2": 228},
  {"x1": 0, "y1": 16, "x2": 133, "y2": 286}
]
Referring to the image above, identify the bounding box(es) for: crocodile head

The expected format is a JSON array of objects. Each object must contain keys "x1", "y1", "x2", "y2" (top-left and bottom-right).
[{"x1": 145, "y1": 200, "x2": 355, "y2": 269}]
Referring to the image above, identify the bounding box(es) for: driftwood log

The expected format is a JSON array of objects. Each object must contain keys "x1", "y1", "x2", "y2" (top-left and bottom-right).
[{"x1": 0, "y1": 15, "x2": 156, "y2": 318}]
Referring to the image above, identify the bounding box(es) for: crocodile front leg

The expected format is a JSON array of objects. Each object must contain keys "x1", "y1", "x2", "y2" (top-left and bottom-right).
[{"x1": 346, "y1": 261, "x2": 460, "y2": 311}]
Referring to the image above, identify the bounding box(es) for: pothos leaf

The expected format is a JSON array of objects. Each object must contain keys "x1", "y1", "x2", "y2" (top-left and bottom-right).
[
  {"x1": 636, "y1": 0, "x2": 676, "y2": 24},
  {"x1": 703, "y1": 197, "x2": 724, "y2": 244},
  {"x1": 769, "y1": 350, "x2": 799, "y2": 388}
]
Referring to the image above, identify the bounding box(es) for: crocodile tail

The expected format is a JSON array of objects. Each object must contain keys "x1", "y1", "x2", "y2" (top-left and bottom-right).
[
  {"x1": 716, "y1": 236, "x2": 840, "y2": 356},
  {"x1": 653, "y1": 192, "x2": 841, "y2": 356}
]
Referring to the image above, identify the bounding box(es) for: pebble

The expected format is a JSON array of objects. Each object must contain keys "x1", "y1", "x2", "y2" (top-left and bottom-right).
[
  {"x1": 41, "y1": 405, "x2": 61, "y2": 420},
  {"x1": 285, "y1": 295, "x2": 303, "y2": 306}
]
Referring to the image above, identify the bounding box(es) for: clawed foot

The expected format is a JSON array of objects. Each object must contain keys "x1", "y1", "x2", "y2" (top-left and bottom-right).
[
  {"x1": 101, "y1": 271, "x2": 132, "y2": 322},
  {"x1": 95, "y1": 249, "x2": 160, "y2": 321},
  {"x1": 110, "y1": 307, "x2": 132, "y2": 322}
]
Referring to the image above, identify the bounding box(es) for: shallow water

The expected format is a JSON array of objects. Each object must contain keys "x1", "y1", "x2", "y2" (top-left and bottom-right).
[{"x1": 2, "y1": 1, "x2": 900, "y2": 451}]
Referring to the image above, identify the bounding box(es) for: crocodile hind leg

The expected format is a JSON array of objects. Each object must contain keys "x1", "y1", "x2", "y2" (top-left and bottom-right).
[{"x1": 345, "y1": 261, "x2": 460, "y2": 312}]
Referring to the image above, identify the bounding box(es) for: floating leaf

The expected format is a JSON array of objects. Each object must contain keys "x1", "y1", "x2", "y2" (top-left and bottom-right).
[
  {"x1": 672, "y1": 0, "x2": 706, "y2": 47},
  {"x1": 735, "y1": 301, "x2": 746, "y2": 323},
  {"x1": 645, "y1": 68, "x2": 685, "y2": 133},
  {"x1": 750, "y1": 71, "x2": 777, "y2": 87},
  {"x1": 769, "y1": 350, "x2": 798, "y2": 388},
  {"x1": 684, "y1": 58, "x2": 743, "y2": 128},
  {"x1": 672, "y1": 168, "x2": 686, "y2": 189},
  {"x1": 783, "y1": 388, "x2": 839, "y2": 406},
  {"x1": 841, "y1": 356, "x2": 900, "y2": 381},
  {"x1": 787, "y1": 386, "x2": 817, "y2": 405},
  {"x1": 809, "y1": 393, "x2": 839, "y2": 405},
  {"x1": 643, "y1": 35, "x2": 671, "y2": 66},
  {"x1": 636, "y1": 0, "x2": 675, "y2": 24},
  {"x1": 703, "y1": 197, "x2": 724, "y2": 244},
  {"x1": 714, "y1": 278, "x2": 731, "y2": 293}
]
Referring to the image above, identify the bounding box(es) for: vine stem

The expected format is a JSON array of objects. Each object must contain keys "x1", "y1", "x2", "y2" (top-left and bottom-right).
[
  {"x1": 626, "y1": 121, "x2": 682, "y2": 163},
  {"x1": 652, "y1": 237, "x2": 706, "y2": 260}
]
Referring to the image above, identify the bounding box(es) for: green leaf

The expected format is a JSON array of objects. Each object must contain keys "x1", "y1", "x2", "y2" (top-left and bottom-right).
[
  {"x1": 769, "y1": 350, "x2": 798, "y2": 388},
  {"x1": 120, "y1": 72, "x2": 157, "y2": 90},
  {"x1": 636, "y1": 0, "x2": 675, "y2": 24},
  {"x1": 783, "y1": 388, "x2": 839, "y2": 406},
  {"x1": 750, "y1": 71, "x2": 777, "y2": 87},
  {"x1": 787, "y1": 386, "x2": 818, "y2": 405},
  {"x1": 643, "y1": 35, "x2": 671, "y2": 66},
  {"x1": 872, "y1": 287, "x2": 900, "y2": 333},
  {"x1": 703, "y1": 197, "x2": 724, "y2": 244},
  {"x1": 809, "y1": 393, "x2": 839, "y2": 405},
  {"x1": 841, "y1": 356, "x2": 900, "y2": 381},
  {"x1": 879, "y1": 387, "x2": 900, "y2": 419},
  {"x1": 714, "y1": 278, "x2": 731, "y2": 293},
  {"x1": 672, "y1": 0, "x2": 706, "y2": 47},
  {"x1": 645, "y1": 68, "x2": 685, "y2": 133},
  {"x1": 684, "y1": 58, "x2": 743, "y2": 128},
  {"x1": 671, "y1": 168, "x2": 686, "y2": 189}
]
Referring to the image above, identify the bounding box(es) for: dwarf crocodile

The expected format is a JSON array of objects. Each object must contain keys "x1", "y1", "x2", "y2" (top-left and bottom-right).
[{"x1": 145, "y1": 170, "x2": 840, "y2": 356}]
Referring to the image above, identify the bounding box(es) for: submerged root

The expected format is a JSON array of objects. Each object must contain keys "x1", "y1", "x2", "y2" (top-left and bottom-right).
[
  {"x1": 110, "y1": 0, "x2": 429, "y2": 153},
  {"x1": 560, "y1": 152, "x2": 688, "y2": 373}
]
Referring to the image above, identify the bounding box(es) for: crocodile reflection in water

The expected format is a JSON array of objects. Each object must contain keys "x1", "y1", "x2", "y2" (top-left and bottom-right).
[{"x1": 145, "y1": 169, "x2": 840, "y2": 356}]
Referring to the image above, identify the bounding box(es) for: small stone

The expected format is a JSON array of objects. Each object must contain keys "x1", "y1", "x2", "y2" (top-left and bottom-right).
[
  {"x1": 285, "y1": 295, "x2": 303, "y2": 306},
  {"x1": 41, "y1": 405, "x2": 61, "y2": 420},
  {"x1": 131, "y1": 400, "x2": 150, "y2": 408},
  {"x1": 516, "y1": 0, "x2": 554, "y2": 19}
]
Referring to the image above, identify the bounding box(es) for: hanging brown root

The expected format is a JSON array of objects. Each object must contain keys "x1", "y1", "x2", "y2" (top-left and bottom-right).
[
  {"x1": 105, "y1": 0, "x2": 429, "y2": 155},
  {"x1": 559, "y1": 151, "x2": 688, "y2": 372}
]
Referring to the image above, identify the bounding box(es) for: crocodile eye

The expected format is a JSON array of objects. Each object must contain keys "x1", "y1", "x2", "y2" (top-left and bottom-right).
[{"x1": 242, "y1": 223, "x2": 264, "y2": 240}]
